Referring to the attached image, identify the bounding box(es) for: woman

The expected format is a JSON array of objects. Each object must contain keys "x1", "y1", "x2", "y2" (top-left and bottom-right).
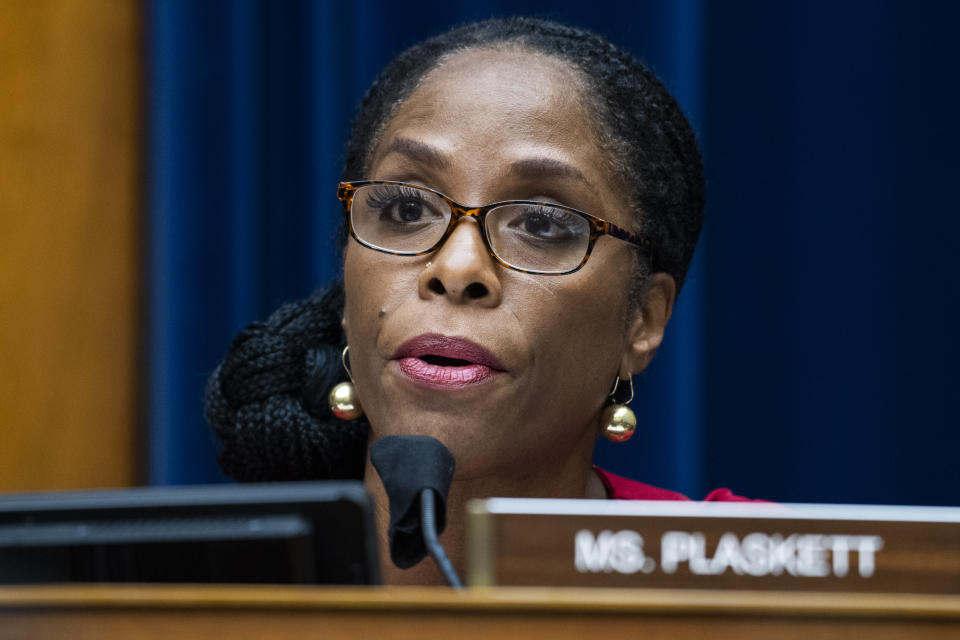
[{"x1": 205, "y1": 17, "x2": 751, "y2": 585}]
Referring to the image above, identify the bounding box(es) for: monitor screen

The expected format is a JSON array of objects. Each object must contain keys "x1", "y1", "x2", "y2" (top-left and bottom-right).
[{"x1": 0, "y1": 481, "x2": 379, "y2": 585}]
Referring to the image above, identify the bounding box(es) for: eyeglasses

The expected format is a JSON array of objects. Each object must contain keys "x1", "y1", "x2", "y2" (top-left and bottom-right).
[{"x1": 337, "y1": 181, "x2": 648, "y2": 275}]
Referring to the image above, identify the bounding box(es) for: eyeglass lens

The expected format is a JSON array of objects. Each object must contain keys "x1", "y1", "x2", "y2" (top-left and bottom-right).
[{"x1": 349, "y1": 183, "x2": 591, "y2": 273}]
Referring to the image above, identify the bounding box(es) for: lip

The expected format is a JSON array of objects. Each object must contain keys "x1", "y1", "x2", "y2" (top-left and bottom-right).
[{"x1": 391, "y1": 333, "x2": 506, "y2": 388}]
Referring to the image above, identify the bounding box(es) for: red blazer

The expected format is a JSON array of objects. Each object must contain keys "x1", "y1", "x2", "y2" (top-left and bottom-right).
[{"x1": 594, "y1": 466, "x2": 759, "y2": 502}]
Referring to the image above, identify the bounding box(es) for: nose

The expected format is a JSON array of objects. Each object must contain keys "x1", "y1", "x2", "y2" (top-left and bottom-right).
[{"x1": 418, "y1": 218, "x2": 503, "y2": 307}]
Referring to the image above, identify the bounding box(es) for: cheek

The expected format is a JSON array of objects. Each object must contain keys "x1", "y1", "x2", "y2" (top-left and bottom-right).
[
  {"x1": 341, "y1": 246, "x2": 366, "y2": 340},
  {"x1": 512, "y1": 262, "x2": 632, "y2": 404},
  {"x1": 341, "y1": 249, "x2": 388, "y2": 419},
  {"x1": 342, "y1": 245, "x2": 419, "y2": 391},
  {"x1": 342, "y1": 244, "x2": 397, "y2": 339},
  {"x1": 523, "y1": 261, "x2": 630, "y2": 355},
  {"x1": 341, "y1": 247, "x2": 390, "y2": 377}
]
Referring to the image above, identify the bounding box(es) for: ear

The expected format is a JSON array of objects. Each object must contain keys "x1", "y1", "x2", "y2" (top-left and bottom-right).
[
  {"x1": 340, "y1": 280, "x2": 351, "y2": 341},
  {"x1": 619, "y1": 273, "x2": 677, "y2": 377},
  {"x1": 341, "y1": 311, "x2": 350, "y2": 341}
]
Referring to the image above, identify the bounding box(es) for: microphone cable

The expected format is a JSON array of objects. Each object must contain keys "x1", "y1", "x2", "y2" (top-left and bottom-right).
[{"x1": 419, "y1": 488, "x2": 462, "y2": 588}]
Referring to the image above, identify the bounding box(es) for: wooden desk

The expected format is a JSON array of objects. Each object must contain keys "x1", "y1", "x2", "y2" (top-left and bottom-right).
[{"x1": 1, "y1": 585, "x2": 958, "y2": 639}]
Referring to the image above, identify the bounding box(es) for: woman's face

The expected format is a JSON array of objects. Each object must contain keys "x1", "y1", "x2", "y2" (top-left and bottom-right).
[{"x1": 343, "y1": 47, "x2": 668, "y2": 480}]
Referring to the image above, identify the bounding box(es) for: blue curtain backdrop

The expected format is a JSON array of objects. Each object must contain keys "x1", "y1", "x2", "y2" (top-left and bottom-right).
[{"x1": 145, "y1": 0, "x2": 960, "y2": 506}]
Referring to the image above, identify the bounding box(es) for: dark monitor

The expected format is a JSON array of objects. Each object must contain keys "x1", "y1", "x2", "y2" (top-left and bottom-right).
[{"x1": 0, "y1": 481, "x2": 379, "y2": 585}]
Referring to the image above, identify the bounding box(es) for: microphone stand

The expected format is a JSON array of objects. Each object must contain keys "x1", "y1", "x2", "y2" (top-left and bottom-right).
[
  {"x1": 369, "y1": 435, "x2": 463, "y2": 588},
  {"x1": 419, "y1": 488, "x2": 462, "y2": 588}
]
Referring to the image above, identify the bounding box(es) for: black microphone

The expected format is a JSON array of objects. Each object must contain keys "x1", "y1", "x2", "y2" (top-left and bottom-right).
[{"x1": 369, "y1": 435, "x2": 462, "y2": 587}]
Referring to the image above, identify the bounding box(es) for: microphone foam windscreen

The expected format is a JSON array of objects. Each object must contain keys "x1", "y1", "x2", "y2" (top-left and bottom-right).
[{"x1": 369, "y1": 435, "x2": 455, "y2": 569}]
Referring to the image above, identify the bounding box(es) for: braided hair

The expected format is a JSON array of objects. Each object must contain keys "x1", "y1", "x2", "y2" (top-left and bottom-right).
[
  {"x1": 205, "y1": 17, "x2": 704, "y2": 481},
  {"x1": 204, "y1": 284, "x2": 368, "y2": 481}
]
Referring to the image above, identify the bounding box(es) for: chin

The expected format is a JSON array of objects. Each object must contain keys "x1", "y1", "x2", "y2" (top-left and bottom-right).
[{"x1": 366, "y1": 413, "x2": 508, "y2": 474}]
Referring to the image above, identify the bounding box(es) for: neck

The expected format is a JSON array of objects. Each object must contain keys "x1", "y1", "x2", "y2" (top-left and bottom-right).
[{"x1": 363, "y1": 443, "x2": 607, "y2": 586}]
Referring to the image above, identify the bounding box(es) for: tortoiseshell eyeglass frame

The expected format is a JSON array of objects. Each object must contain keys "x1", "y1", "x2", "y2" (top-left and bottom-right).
[{"x1": 337, "y1": 180, "x2": 650, "y2": 276}]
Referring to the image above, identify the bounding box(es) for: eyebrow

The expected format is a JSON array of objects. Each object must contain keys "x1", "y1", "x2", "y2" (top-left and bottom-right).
[
  {"x1": 378, "y1": 137, "x2": 450, "y2": 170},
  {"x1": 508, "y1": 156, "x2": 591, "y2": 189}
]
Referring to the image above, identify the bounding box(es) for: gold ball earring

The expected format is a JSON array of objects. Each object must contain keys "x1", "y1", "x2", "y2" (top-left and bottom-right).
[
  {"x1": 600, "y1": 376, "x2": 636, "y2": 443},
  {"x1": 328, "y1": 346, "x2": 364, "y2": 420}
]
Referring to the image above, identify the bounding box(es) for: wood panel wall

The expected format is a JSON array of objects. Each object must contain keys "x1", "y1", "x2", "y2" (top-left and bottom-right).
[{"x1": 0, "y1": 0, "x2": 139, "y2": 491}]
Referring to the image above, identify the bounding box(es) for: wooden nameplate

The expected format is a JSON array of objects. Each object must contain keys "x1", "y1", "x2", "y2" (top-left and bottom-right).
[{"x1": 467, "y1": 499, "x2": 960, "y2": 593}]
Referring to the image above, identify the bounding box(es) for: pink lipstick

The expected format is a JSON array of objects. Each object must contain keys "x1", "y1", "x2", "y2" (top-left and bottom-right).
[{"x1": 392, "y1": 334, "x2": 505, "y2": 388}]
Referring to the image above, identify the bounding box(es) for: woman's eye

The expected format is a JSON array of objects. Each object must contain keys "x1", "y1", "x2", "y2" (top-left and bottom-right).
[
  {"x1": 365, "y1": 187, "x2": 444, "y2": 226},
  {"x1": 511, "y1": 208, "x2": 577, "y2": 241},
  {"x1": 387, "y1": 199, "x2": 427, "y2": 223},
  {"x1": 521, "y1": 212, "x2": 551, "y2": 235}
]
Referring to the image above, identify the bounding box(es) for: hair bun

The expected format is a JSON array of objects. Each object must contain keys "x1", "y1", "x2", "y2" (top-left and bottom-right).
[
  {"x1": 301, "y1": 344, "x2": 344, "y2": 419},
  {"x1": 204, "y1": 283, "x2": 368, "y2": 481}
]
